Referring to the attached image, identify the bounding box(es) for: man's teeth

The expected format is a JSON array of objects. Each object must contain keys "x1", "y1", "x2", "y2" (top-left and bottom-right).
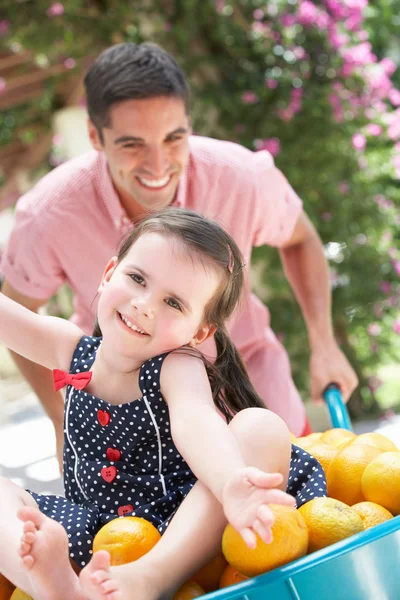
[
  {"x1": 138, "y1": 175, "x2": 170, "y2": 188},
  {"x1": 120, "y1": 314, "x2": 147, "y2": 334}
]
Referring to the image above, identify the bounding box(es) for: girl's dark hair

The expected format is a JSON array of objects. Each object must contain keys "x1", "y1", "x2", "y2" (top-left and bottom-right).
[
  {"x1": 84, "y1": 42, "x2": 190, "y2": 137},
  {"x1": 93, "y1": 208, "x2": 265, "y2": 420}
]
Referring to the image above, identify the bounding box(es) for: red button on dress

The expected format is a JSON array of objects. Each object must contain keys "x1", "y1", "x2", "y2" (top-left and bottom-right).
[
  {"x1": 118, "y1": 504, "x2": 134, "y2": 517},
  {"x1": 101, "y1": 466, "x2": 117, "y2": 483},
  {"x1": 106, "y1": 447, "x2": 121, "y2": 462},
  {"x1": 97, "y1": 410, "x2": 110, "y2": 426}
]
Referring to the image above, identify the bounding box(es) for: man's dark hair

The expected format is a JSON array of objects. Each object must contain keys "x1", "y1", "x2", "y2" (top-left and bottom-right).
[{"x1": 84, "y1": 42, "x2": 191, "y2": 135}]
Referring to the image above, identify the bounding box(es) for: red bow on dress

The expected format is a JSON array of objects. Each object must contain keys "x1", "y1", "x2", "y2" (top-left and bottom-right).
[{"x1": 53, "y1": 369, "x2": 92, "y2": 392}]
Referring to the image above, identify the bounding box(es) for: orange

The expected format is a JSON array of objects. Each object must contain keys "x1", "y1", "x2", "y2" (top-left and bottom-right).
[
  {"x1": 219, "y1": 565, "x2": 249, "y2": 588},
  {"x1": 295, "y1": 433, "x2": 323, "y2": 450},
  {"x1": 306, "y1": 443, "x2": 338, "y2": 476},
  {"x1": 326, "y1": 443, "x2": 382, "y2": 505},
  {"x1": 173, "y1": 581, "x2": 205, "y2": 600},
  {"x1": 352, "y1": 501, "x2": 393, "y2": 529},
  {"x1": 320, "y1": 428, "x2": 356, "y2": 448},
  {"x1": 93, "y1": 516, "x2": 161, "y2": 566},
  {"x1": 191, "y1": 554, "x2": 227, "y2": 592},
  {"x1": 298, "y1": 497, "x2": 364, "y2": 553},
  {"x1": 361, "y1": 452, "x2": 400, "y2": 515},
  {"x1": 348, "y1": 432, "x2": 399, "y2": 453},
  {"x1": 10, "y1": 591, "x2": 32, "y2": 600},
  {"x1": 222, "y1": 504, "x2": 308, "y2": 577},
  {"x1": 0, "y1": 574, "x2": 15, "y2": 600}
]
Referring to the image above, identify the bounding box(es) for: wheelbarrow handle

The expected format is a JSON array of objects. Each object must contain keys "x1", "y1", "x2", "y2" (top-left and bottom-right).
[{"x1": 323, "y1": 383, "x2": 353, "y2": 431}]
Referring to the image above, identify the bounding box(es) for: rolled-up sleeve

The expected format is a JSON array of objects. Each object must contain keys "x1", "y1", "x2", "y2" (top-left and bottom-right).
[
  {"x1": 251, "y1": 151, "x2": 303, "y2": 248},
  {"x1": 0, "y1": 195, "x2": 66, "y2": 299}
]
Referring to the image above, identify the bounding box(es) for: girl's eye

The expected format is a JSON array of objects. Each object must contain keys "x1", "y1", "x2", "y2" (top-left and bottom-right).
[
  {"x1": 130, "y1": 273, "x2": 145, "y2": 286},
  {"x1": 166, "y1": 298, "x2": 182, "y2": 311}
]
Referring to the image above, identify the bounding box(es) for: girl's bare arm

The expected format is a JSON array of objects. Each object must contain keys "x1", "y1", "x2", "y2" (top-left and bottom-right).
[{"x1": 0, "y1": 292, "x2": 83, "y2": 372}]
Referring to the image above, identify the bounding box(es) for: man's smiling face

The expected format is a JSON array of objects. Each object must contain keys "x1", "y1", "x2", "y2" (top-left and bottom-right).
[{"x1": 89, "y1": 96, "x2": 191, "y2": 219}]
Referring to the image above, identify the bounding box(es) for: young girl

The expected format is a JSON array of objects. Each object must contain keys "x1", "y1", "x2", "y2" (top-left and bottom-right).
[{"x1": 0, "y1": 209, "x2": 326, "y2": 600}]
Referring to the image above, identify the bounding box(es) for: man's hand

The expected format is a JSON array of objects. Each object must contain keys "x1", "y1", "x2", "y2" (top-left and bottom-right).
[
  {"x1": 222, "y1": 467, "x2": 296, "y2": 549},
  {"x1": 309, "y1": 338, "x2": 358, "y2": 404}
]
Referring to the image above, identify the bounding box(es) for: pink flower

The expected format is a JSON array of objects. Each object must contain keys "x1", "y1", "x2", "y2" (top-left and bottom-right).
[
  {"x1": 164, "y1": 22, "x2": 172, "y2": 31},
  {"x1": 388, "y1": 89, "x2": 400, "y2": 107},
  {"x1": 352, "y1": 133, "x2": 366, "y2": 150},
  {"x1": 297, "y1": 0, "x2": 319, "y2": 26},
  {"x1": 64, "y1": 58, "x2": 76, "y2": 69},
  {"x1": 215, "y1": 0, "x2": 225, "y2": 13},
  {"x1": 392, "y1": 260, "x2": 400, "y2": 276},
  {"x1": 339, "y1": 182, "x2": 349, "y2": 194},
  {"x1": 0, "y1": 78, "x2": 6, "y2": 94},
  {"x1": 393, "y1": 320, "x2": 400, "y2": 335},
  {"x1": 242, "y1": 91, "x2": 258, "y2": 104},
  {"x1": 368, "y1": 376, "x2": 383, "y2": 392},
  {"x1": 365, "y1": 123, "x2": 382, "y2": 136},
  {"x1": 379, "y1": 281, "x2": 392, "y2": 294},
  {"x1": 367, "y1": 323, "x2": 381, "y2": 336},
  {"x1": 266, "y1": 79, "x2": 278, "y2": 89},
  {"x1": 253, "y1": 9, "x2": 264, "y2": 20},
  {"x1": 254, "y1": 137, "x2": 281, "y2": 157},
  {"x1": 280, "y1": 14, "x2": 297, "y2": 27},
  {"x1": 380, "y1": 58, "x2": 397, "y2": 76},
  {"x1": 0, "y1": 19, "x2": 9, "y2": 35},
  {"x1": 47, "y1": 2, "x2": 64, "y2": 16},
  {"x1": 321, "y1": 212, "x2": 333, "y2": 222}
]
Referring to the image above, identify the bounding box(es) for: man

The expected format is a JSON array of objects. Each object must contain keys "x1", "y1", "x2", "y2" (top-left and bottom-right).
[{"x1": 0, "y1": 42, "x2": 357, "y2": 467}]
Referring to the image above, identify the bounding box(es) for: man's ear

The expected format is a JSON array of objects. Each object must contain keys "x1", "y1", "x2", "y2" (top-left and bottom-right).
[
  {"x1": 98, "y1": 257, "x2": 118, "y2": 292},
  {"x1": 188, "y1": 325, "x2": 217, "y2": 347},
  {"x1": 88, "y1": 119, "x2": 103, "y2": 152}
]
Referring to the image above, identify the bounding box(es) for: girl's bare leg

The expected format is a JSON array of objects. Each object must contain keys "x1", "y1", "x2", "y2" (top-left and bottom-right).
[
  {"x1": 0, "y1": 477, "x2": 84, "y2": 600},
  {"x1": 80, "y1": 409, "x2": 291, "y2": 600}
]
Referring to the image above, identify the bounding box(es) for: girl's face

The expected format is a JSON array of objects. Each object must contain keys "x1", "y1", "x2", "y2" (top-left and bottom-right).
[{"x1": 97, "y1": 232, "x2": 220, "y2": 364}]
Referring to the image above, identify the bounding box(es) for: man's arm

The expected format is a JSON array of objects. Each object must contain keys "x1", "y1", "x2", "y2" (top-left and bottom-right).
[
  {"x1": 278, "y1": 211, "x2": 358, "y2": 402},
  {"x1": 1, "y1": 279, "x2": 65, "y2": 466}
]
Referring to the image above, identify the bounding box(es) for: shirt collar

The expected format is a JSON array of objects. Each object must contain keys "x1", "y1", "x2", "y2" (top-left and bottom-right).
[{"x1": 172, "y1": 156, "x2": 190, "y2": 208}]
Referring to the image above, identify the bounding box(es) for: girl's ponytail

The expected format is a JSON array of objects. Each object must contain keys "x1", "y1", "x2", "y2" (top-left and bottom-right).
[{"x1": 204, "y1": 328, "x2": 266, "y2": 421}]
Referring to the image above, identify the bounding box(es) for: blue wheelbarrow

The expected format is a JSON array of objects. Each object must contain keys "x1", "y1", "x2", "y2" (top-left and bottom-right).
[{"x1": 206, "y1": 385, "x2": 400, "y2": 600}]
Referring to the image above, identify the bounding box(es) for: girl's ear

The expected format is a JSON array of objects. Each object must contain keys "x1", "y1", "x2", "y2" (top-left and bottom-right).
[
  {"x1": 98, "y1": 257, "x2": 118, "y2": 292},
  {"x1": 188, "y1": 324, "x2": 216, "y2": 347}
]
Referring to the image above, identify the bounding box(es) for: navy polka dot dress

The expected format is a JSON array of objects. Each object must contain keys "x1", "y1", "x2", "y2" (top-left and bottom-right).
[{"x1": 28, "y1": 336, "x2": 326, "y2": 568}]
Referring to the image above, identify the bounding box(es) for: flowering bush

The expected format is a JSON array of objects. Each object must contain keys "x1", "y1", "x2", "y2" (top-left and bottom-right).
[{"x1": 1, "y1": 0, "x2": 400, "y2": 415}]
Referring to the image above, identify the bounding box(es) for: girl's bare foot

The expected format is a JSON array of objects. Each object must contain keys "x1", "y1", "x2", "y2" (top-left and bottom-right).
[
  {"x1": 81, "y1": 552, "x2": 171, "y2": 600},
  {"x1": 79, "y1": 551, "x2": 122, "y2": 600},
  {"x1": 17, "y1": 506, "x2": 86, "y2": 600}
]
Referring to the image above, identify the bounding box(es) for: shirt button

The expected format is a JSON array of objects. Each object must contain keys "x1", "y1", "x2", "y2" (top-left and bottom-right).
[
  {"x1": 106, "y1": 447, "x2": 122, "y2": 462},
  {"x1": 101, "y1": 465, "x2": 117, "y2": 483},
  {"x1": 118, "y1": 504, "x2": 134, "y2": 516},
  {"x1": 97, "y1": 410, "x2": 110, "y2": 426}
]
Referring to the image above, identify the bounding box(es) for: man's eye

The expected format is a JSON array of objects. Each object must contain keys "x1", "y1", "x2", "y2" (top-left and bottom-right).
[
  {"x1": 130, "y1": 273, "x2": 145, "y2": 285},
  {"x1": 122, "y1": 144, "x2": 142, "y2": 149},
  {"x1": 166, "y1": 298, "x2": 182, "y2": 311},
  {"x1": 166, "y1": 136, "x2": 183, "y2": 143}
]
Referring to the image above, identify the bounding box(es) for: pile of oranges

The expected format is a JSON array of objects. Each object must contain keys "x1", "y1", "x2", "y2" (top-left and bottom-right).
[{"x1": 3, "y1": 429, "x2": 400, "y2": 600}]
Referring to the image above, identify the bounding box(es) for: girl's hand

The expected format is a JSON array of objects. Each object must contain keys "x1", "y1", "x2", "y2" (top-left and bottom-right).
[{"x1": 222, "y1": 467, "x2": 296, "y2": 549}]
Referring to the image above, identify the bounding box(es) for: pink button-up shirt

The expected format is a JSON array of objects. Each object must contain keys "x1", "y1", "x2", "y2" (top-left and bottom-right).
[{"x1": 1, "y1": 136, "x2": 306, "y2": 433}]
